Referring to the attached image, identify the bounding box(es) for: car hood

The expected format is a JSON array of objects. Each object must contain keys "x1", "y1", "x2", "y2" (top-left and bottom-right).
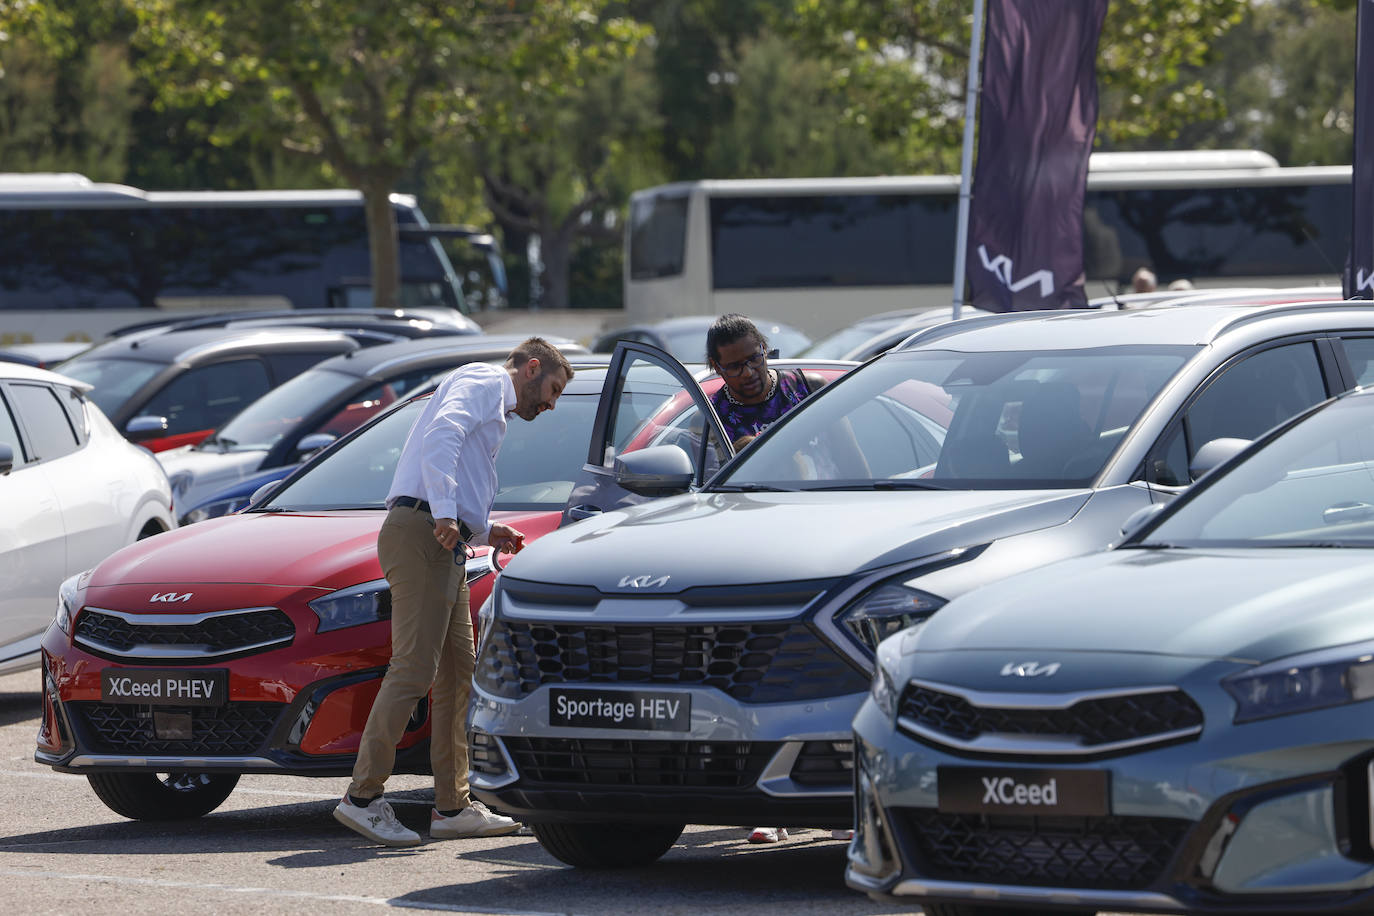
[
  {"x1": 501, "y1": 489, "x2": 1090, "y2": 589},
  {"x1": 87, "y1": 507, "x2": 561, "y2": 591},
  {"x1": 906, "y1": 547, "x2": 1374, "y2": 665}
]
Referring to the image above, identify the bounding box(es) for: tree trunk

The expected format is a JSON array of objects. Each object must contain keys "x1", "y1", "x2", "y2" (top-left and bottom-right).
[
  {"x1": 539, "y1": 223, "x2": 575, "y2": 309},
  {"x1": 359, "y1": 176, "x2": 400, "y2": 309}
]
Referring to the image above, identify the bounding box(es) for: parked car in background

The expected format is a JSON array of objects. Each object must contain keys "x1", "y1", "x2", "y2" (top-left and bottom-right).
[
  {"x1": 835, "y1": 305, "x2": 995, "y2": 362},
  {"x1": 0, "y1": 361, "x2": 175, "y2": 675},
  {"x1": 467, "y1": 300, "x2": 1374, "y2": 869},
  {"x1": 0, "y1": 341, "x2": 91, "y2": 369},
  {"x1": 105, "y1": 306, "x2": 482, "y2": 341},
  {"x1": 800, "y1": 309, "x2": 931, "y2": 360},
  {"x1": 849, "y1": 384, "x2": 1374, "y2": 916},
  {"x1": 55, "y1": 326, "x2": 362, "y2": 452},
  {"x1": 590, "y1": 315, "x2": 812, "y2": 361},
  {"x1": 158, "y1": 334, "x2": 589, "y2": 515},
  {"x1": 36, "y1": 353, "x2": 855, "y2": 821}
]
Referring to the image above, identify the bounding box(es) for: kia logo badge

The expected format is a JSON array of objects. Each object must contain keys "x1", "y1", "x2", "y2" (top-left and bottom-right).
[
  {"x1": 1000, "y1": 661, "x2": 1060, "y2": 678},
  {"x1": 150, "y1": 592, "x2": 193, "y2": 603},
  {"x1": 618, "y1": 574, "x2": 671, "y2": 589}
]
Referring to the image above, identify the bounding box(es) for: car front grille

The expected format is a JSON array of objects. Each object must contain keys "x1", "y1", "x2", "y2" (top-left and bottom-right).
[
  {"x1": 71, "y1": 702, "x2": 286, "y2": 755},
  {"x1": 899, "y1": 809, "x2": 1190, "y2": 890},
  {"x1": 503, "y1": 737, "x2": 780, "y2": 789},
  {"x1": 475, "y1": 620, "x2": 867, "y2": 703},
  {"x1": 898, "y1": 684, "x2": 1203, "y2": 756},
  {"x1": 74, "y1": 607, "x2": 295, "y2": 662}
]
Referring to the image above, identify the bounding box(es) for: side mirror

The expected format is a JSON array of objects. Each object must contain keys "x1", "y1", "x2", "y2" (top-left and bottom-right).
[
  {"x1": 125, "y1": 415, "x2": 169, "y2": 443},
  {"x1": 1119, "y1": 503, "x2": 1165, "y2": 540},
  {"x1": 1189, "y1": 437, "x2": 1251, "y2": 481},
  {"x1": 249, "y1": 482, "x2": 279, "y2": 506},
  {"x1": 294, "y1": 433, "x2": 336, "y2": 460},
  {"x1": 614, "y1": 445, "x2": 694, "y2": 497},
  {"x1": 0, "y1": 441, "x2": 13, "y2": 475}
]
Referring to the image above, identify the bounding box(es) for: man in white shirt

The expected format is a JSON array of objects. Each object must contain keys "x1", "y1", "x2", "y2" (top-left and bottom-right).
[{"x1": 334, "y1": 337, "x2": 574, "y2": 847}]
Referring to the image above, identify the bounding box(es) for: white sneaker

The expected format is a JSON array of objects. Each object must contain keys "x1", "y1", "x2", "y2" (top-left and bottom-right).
[
  {"x1": 333, "y1": 795, "x2": 421, "y2": 847},
  {"x1": 430, "y1": 801, "x2": 520, "y2": 839},
  {"x1": 747, "y1": 826, "x2": 789, "y2": 844}
]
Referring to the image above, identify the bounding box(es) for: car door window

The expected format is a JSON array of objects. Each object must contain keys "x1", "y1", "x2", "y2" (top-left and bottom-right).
[
  {"x1": 1340, "y1": 337, "x2": 1374, "y2": 387},
  {"x1": 604, "y1": 354, "x2": 729, "y2": 477},
  {"x1": 1148, "y1": 341, "x2": 1327, "y2": 486},
  {"x1": 0, "y1": 390, "x2": 27, "y2": 466},
  {"x1": 7, "y1": 382, "x2": 79, "y2": 462},
  {"x1": 142, "y1": 359, "x2": 272, "y2": 435}
]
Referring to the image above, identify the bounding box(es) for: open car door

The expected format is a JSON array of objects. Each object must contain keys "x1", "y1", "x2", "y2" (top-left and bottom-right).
[{"x1": 560, "y1": 341, "x2": 732, "y2": 527}]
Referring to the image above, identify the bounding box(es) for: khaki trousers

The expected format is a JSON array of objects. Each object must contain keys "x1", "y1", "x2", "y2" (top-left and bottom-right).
[{"x1": 348, "y1": 505, "x2": 474, "y2": 811}]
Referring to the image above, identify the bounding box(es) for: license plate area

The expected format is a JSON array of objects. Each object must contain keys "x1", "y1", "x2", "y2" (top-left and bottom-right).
[
  {"x1": 548, "y1": 687, "x2": 691, "y2": 731},
  {"x1": 101, "y1": 668, "x2": 229, "y2": 708},
  {"x1": 938, "y1": 766, "x2": 1109, "y2": 817}
]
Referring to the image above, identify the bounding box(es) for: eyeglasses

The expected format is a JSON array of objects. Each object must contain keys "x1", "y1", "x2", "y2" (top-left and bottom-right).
[{"x1": 716, "y1": 349, "x2": 767, "y2": 378}]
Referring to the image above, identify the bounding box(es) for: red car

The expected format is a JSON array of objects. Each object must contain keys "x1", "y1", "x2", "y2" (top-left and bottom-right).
[{"x1": 36, "y1": 348, "x2": 857, "y2": 819}]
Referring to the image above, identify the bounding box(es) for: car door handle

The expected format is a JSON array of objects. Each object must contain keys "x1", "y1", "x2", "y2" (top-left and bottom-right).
[
  {"x1": 566, "y1": 504, "x2": 603, "y2": 521},
  {"x1": 1323, "y1": 501, "x2": 1374, "y2": 525}
]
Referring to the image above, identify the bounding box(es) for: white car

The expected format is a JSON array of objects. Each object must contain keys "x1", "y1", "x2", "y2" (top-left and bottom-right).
[{"x1": 0, "y1": 361, "x2": 176, "y2": 674}]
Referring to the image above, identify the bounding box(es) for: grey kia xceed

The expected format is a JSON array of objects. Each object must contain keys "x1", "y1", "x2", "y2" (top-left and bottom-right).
[
  {"x1": 467, "y1": 301, "x2": 1374, "y2": 869},
  {"x1": 848, "y1": 386, "x2": 1374, "y2": 916}
]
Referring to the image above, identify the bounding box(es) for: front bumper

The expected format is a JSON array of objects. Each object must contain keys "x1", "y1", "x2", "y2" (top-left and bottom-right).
[
  {"x1": 846, "y1": 692, "x2": 1374, "y2": 914},
  {"x1": 467, "y1": 684, "x2": 862, "y2": 827}
]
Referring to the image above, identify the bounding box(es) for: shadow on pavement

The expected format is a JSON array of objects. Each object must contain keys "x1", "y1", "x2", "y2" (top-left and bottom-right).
[{"x1": 0, "y1": 689, "x2": 41, "y2": 729}]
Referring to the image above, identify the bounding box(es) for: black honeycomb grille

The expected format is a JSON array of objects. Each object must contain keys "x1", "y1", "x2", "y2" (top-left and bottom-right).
[
  {"x1": 900, "y1": 809, "x2": 1190, "y2": 890},
  {"x1": 475, "y1": 620, "x2": 866, "y2": 703},
  {"x1": 504, "y1": 737, "x2": 779, "y2": 788},
  {"x1": 899, "y1": 684, "x2": 1203, "y2": 752},
  {"x1": 72, "y1": 702, "x2": 285, "y2": 755},
  {"x1": 75, "y1": 608, "x2": 294, "y2": 661}
]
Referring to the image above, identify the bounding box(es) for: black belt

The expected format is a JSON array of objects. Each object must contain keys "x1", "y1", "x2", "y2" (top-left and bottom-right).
[{"x1": 393, "y1": 496, "x2": 474, "y2": 542}]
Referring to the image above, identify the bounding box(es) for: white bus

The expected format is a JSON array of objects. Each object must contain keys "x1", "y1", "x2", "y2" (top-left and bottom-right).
[
  {"x1": 624, "y1": 151, "x2": 1352, "y2": 338},
  {"x1": 0, "y1": 174, "x2": 479, "y2": 344}
]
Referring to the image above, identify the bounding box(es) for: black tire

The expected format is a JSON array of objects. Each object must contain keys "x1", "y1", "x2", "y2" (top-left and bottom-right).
[
  {"x1": 532, "y1": 821, "x2": 684, "y2": 868},
  {"x1": 922, "y1": 905, "x2": 1091, "y2": 916},
  {"x1": 86, "y1": 772, "x2": 239, "y2": 820}
]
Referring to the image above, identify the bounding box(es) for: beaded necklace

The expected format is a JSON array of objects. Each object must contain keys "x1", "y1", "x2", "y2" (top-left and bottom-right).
[{"x1": 723, "y1": 369, "x2": 777, "y2": 406}]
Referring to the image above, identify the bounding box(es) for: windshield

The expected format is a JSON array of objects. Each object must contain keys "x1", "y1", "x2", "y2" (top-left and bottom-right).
[
  {"x1": 59, "y1": 357, "x2": 163, "y2": 417},
  {"x1": 212, "y1": 367, "x2": 359, "y2": 451},
  {"x1": 720, "y1": 345, "x2": 1195, "y2": 491},
  {"x1": 802, "y1": 324, "x2": 891, "y2": 360},
  {"x1": 263, "y1": 388, "x2": 602, "y2": 512},
  {"x1": 1139, "y1": 395, "x2": 1374, "y2": 548}
]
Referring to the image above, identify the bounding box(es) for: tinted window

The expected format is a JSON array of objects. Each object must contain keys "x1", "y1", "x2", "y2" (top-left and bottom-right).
[
  {"x1": 307, "y1": 369, "x2": 440, "y2": 443},
  {"x1": 0, "y1": 203, "x2": 456, "y2": 310},
  {"x1": 1341, "y1": 337, "x2": 1374, "y2": 388},
  {"x1": 1084, "y1": 182, "x2": 1350, "y2": 284},
  {"x1": 711, "y1": 194, "x2": 957, "y2": 289},
  {"x1": 628, "y1": 192, "x2": 688, "y2": 280},
  {"x1": 8, "y1": 382, "x2": 79, "y2": 461},
  {"x1": 1149, "y1": 341, "x2": 1328, "y2": 486},
  {"x1": 60, "y1": 356, "x2": 164, "y2": 418},
  {"x1": 143, "y1": 359, "x2": 272, "y2": 435},
  {"x1": 0, "y1": 390, "x2": 26, "y2": 465}
]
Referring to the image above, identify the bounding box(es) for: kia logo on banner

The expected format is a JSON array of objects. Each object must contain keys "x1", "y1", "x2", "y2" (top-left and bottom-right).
[
  {"x1": 965, "y1": 0, "x2": 1108, "y2": 312},
  {"x1": 1347, "y1": 0, "x2": 1374, "y2": 299}
]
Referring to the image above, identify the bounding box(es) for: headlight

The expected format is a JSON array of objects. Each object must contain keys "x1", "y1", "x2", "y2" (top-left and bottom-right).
[
  {"x1": 55, "y1": 570, "x2": 91, "y2": 636},
  {"x1": 309, "y1": 578, "x2": 392, "y2": 633},
  {"x1": 870, "y1": 663, "x2": 899, "y2": 718},
  {"x1": 180, "y1": 496, "x2": 249, "y2": 525},
  {"x1": 1224, "y1": 641, "x2": 1374, "y2": 723},
  {"x1": 839, "y1": 583, "x2": 946, "y2": 654}
]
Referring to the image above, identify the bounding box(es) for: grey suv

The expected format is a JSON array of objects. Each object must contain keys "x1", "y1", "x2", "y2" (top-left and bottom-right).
[{"x1": 468, "y1": 301, "x2": 1374, "y2": 868}]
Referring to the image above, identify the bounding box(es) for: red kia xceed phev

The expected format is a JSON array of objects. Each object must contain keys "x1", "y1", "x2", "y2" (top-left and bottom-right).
[{"x1": 36, "y1": 348, "x2": 853, "y2": 820}]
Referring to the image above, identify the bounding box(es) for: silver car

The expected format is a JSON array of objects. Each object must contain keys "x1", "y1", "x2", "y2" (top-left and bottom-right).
[
  {"x1": 848, "y1": 385, "x2": 1374, "y2": 915},
  {"x1": 468, "y1": 301, "x2": 1374, "y2": 869}
]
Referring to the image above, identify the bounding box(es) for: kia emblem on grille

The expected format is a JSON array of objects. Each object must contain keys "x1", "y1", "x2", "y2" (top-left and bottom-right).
[
  {"x1": 150, "y1": 592, "x2": 194, "y2": 603},
  {"x1": 1001, "y1": 661, "x2": 1060, "y2": 677},
  {"x1": 618, "y1": 574, "x2": 671, "y2": 588}
]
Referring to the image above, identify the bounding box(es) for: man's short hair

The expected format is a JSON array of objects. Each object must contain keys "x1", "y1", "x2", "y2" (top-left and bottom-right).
[
  {"x1": 705, "y1": 313, "x2": 766, "y2": 363},
  {"x1": 508, "y1": 337, "x2": 575, "y2": 381}
]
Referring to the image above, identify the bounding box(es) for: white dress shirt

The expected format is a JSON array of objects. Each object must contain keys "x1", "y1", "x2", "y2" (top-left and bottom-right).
[{"x1": 386, "y1": 362, "x2": 517, "y2": 544}]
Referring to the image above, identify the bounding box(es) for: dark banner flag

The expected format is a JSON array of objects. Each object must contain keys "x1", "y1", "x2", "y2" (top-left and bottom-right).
[
  {"x1": 1347, "y1": 0, "x2": 1374, "y2": 299},
  {"x1": 966, "y1": 0, "x2": 1109, "y2": 312}
]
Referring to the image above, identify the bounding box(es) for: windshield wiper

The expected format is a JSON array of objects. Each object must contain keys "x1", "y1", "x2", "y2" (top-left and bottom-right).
[
  {"x1": 199, "y1": 434, "x2": 237, "y2": 452},
  {"x1": 1126, "y1": 541, "x2": 1186, "y2": 550},
  {"x1": 710, "y1": 483, "x2": 792, "y2": 493},
  {"x1": 806, "y1": 480, "x2": 947, "y2": 491}
]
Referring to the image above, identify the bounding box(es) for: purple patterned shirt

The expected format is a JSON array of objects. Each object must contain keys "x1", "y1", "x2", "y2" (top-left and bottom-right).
[{"x1": 710, "y1": 369, "x2": 812, "y2": 445}]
